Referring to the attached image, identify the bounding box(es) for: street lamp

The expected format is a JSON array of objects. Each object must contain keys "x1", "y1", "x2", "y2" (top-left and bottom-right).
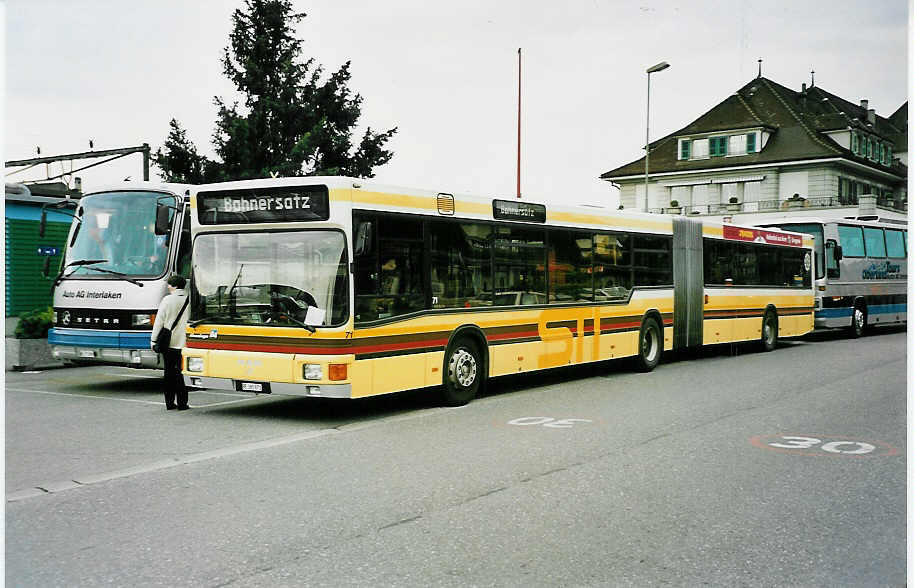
[{"x1": 644, "y1": 61, "x2": 670, "y2": 213}]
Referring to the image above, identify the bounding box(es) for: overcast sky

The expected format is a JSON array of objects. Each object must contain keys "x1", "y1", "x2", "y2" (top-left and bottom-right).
[{"x1": 4, "y1": 0, "x2": 909, "y2": 207}]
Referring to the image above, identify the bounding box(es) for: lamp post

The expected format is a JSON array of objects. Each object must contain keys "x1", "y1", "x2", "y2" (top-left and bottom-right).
[{"x1": 644, "y1": 61, "x2": 670, "y2": 213}]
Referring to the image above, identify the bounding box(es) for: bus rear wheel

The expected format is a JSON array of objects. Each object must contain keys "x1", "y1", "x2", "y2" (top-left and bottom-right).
[
  {"x1": 761, "y1": 310, "x2": 778, "y2": 352},
  {"x1": 634, "y1": 317, "x2": 662, "y2": 372},
  {"x1": 440, "y1": 338, "x2": 482, "y2": 406},
  {"x1": 849, "y1": 303, "x2": 867, "y2": 338}
]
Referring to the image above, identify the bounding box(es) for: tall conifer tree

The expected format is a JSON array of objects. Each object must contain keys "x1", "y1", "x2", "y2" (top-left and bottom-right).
[{"x1": 155, "y1": 0, "x2": 396, "y2": 183}]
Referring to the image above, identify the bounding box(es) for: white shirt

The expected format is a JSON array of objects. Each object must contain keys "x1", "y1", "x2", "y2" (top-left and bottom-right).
[{"x1": 150, "y1": 288, "x2": 189, "y2": 349}]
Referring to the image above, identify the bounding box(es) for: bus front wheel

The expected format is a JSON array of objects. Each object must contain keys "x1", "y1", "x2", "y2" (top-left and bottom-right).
[
  {"x1": 441, "y1": 338, "x2": 482, "y2": 406},
  {"x1": 634, "y1": 317, "x2": 662, "y2": 372},
  {"x1": 849, "y1": 303, "x2": 867, "y2": 338},
  {"x1": 761, "y1": 310, "x2": 778, "y2": 352}
]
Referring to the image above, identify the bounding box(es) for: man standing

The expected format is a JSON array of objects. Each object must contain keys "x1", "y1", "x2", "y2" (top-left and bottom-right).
[{"x1": 151, "y1": 275, "x2": 190, "y2": 410}]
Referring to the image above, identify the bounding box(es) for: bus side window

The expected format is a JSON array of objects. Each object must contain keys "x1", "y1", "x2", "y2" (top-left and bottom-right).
[
  {"x1": 885, "y1": 229, "x2": 906, "y2": 258},
  {"x1": 353, "y1": 214, "x2": 426, "y2": 321},
  {"x1": 836, "y1": 226, "x2": 865, "y2": 257}
]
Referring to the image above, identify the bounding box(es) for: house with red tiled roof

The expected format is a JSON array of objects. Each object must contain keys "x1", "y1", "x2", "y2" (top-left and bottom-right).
[{"x1": 600, "y1": 76, "x2": 907, "y2": 222}]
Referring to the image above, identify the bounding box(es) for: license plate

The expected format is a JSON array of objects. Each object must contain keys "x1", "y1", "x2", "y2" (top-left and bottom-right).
[
  {"x1": 241, "y1": 382, "x2": 263, "y2": 392},
  {"x1": 79, "y1": 350, "x2": 95, "y2": 358}
]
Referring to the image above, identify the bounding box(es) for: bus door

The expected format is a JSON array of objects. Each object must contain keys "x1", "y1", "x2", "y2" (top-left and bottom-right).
[{"x1": 672, "y1": 217, "x2": 703, "y2": 348}]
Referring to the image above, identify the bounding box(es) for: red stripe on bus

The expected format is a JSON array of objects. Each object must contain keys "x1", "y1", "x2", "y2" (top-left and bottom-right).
[{"x1": 186, "y1": 338, "x2": 450, "y2": 355}]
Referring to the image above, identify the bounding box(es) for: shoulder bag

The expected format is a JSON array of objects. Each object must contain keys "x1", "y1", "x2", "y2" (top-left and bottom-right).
[{"x1": 154, "y1": 296, "x2": 190, "y2": 353}]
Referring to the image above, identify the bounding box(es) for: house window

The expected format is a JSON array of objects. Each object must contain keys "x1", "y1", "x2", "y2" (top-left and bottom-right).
[
  {"x1": 886, "y1": 145, "x2": 893, "y2": 164},
  {"x1": 691, "y1": 138, "x2": 709, "y2": 159},
  {"x1": 728, "y1": 134, "x2": 747, "y2": 155},
  {"x1": 851, "y1": 133, "x2": 859, "y2": 154},
  {"x1": 867, "y1": 138, "x2": 873, "y2": 159},
  {"x1": 709, "y1": 136, "x2": 727, "y2": 157},
  {"x1": 679, "y1": 139, "x2": 691, "y2": 160},
  {"x1": 746, "y1": 133, "x2": 756, "y2": 153}
]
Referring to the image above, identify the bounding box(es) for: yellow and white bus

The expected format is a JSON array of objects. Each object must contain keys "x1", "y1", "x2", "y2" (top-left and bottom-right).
[{"x1": 182, "y1": 177, "x2": 814, "y2": 405}]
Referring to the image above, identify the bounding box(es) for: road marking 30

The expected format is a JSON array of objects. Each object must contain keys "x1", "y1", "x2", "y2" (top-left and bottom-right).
[
  {"x1": 750, "y1": 434, "x2": 899, "y2": 457},
  {"x1": 508, "y1": 417, "x2": 593, "y2": 429}
]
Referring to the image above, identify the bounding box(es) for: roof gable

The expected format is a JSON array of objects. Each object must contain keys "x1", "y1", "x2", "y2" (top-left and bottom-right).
[{"x1": 602, "y1": 76, "x2": 907, "y2": 180}]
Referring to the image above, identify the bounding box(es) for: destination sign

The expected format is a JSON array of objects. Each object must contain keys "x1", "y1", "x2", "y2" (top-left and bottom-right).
[
  {"x1": 197, "y1": 185, "x2": 330, "y2": 224},
  {"x1": 492, "y1": 199, "x2": 547, "y2": 223},
  {"x1": 722, "y1": 225, "x2": 803, "y2": 247}
]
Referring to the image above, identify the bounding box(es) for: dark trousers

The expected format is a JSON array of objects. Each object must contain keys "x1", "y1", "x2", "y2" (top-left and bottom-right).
[{"x1": 163, "y1": 348, "x2": 188, "y2": 408}]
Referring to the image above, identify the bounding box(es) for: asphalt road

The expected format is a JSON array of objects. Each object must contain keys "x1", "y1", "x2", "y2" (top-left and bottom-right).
[{"x1": 6, "y1": 327, "x2": 906, "y2": 587}]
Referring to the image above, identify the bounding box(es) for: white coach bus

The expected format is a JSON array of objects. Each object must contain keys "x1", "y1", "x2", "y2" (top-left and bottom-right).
[
  {"x1": 758, "y1": 216, "x2": 907, "y2": 336},
  {"x1": 45, "y1": 182, "x2": 193, "y2": 367}
]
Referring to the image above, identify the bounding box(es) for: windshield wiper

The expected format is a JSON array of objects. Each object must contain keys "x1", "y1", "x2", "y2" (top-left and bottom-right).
[
  {"x1": 267, "y1": 310, "x2": 315, "y2": 333},
  {"x1": 189, "y1": 314, "x2": 238, "y2": 327},
  {"x1": 51, "y1": 259, "x2": 109, "y2": 289},
  {"x1": 52, "y1": 259, "x2": 145, "y2": 290},
  {"x1": 79, "y1": 265, "x2": 144, "y2": 287},
  {"x1": 227, "y1": 264, "x2": 244, "y2": 317}
]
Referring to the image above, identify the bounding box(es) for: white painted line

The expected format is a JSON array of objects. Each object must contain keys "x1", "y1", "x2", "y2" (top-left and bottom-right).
[
  {"x1": 103, "y1": 372, "x2": 159, "y2": 379},
  {"x1": 191, "y1": 397, "x2": 261, "y2": 408},
  {"x1": 191, "y1": 390, "x2": 253, "y2": 398},
  {"x1": 9, "y1": 428, "x2": 339, "y2": 501},
  {"x1": 6, "y1": 388, "x2": 163, "y2": 406},
  {"x1": 7, "y1": 401, "x2": 457, "y2": 502}
]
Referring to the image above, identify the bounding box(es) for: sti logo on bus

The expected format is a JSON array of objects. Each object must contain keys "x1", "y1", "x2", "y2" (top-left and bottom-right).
[{"x1": 198, "y1": 185, "x2": 330, "y2": 225}]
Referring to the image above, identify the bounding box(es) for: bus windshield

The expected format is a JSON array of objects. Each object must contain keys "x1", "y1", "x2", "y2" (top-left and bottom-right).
[
  {"x1": 763, "y1": 223, "x2": 824, "y2": 279},
  {"x1": 191, "y1": 230, "x2": 349, "y2": 328},
  {"x1": 66, "y1": 191, "x2": 176, "y2": 278}
]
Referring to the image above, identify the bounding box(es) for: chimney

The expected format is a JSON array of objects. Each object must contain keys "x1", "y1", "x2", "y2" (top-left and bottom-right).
[
  {"x1": 867, "y1": 108, "x2": 876, "y2": 125},
  {"x1": 801, "y1": 83, "x2": 807, "y2": 93},
  {"x1": 860, "y1": 99, "x2": 869, "y2": 110}
]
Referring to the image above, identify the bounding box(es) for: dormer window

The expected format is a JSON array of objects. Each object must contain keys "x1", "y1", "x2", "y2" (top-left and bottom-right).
[
  {"x1": 728, "y1": 134, "x2": 747, "y2": 155},
  {"x1": 677, "y1": 131, "x2": 761, "y2": 161}
]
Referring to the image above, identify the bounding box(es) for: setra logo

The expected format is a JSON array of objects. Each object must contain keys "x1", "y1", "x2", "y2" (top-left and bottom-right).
[{"x1": 237, "y1": 358, "x2": 262, "y2": 377}]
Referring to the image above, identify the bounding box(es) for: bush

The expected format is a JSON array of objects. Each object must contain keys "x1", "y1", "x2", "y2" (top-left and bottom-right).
[
  {"x1": 669, "y1": 200, "x2": 679, "y2": 207},
  {"x1": 729, "y1": 196, "x2": 739, "y2": 204},
  {"x1": 15, "y1": 307, "x2": 54, "y2": 339}
]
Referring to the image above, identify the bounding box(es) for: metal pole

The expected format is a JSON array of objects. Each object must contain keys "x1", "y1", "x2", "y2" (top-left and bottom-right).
[
  {"x1": 517, "y1": 48, "x2": 522, "y2": 199},
  {"x1": 643, "y1": 61, "x2": 669, "y2": 213},
  {"x1": 142, "y1": 143, "x2": 150, "y2": 181},
  {"x1": 644, "y1": 72, "x2": 651, "y2": 213}
]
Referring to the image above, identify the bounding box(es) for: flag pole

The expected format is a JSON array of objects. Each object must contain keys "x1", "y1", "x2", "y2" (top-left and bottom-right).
[{"x1": 517, "y1": 47, "x2": 522, "y2": 199}]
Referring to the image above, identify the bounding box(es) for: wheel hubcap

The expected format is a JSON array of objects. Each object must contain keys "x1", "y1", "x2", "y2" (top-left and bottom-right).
[
  {"x1": 642, "y1": 328, "x2": 658, "y2": 361},
  {"x1": 854, "y1": 309, "x2": 865, "y2": 330},
  {"x1": 449, "y1": 349, "x2": 477, "y2": 388}
]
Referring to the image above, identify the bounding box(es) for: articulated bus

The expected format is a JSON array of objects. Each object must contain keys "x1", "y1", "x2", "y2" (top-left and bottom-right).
[
  {"x1": 46, "y1": 182, "x2": 193, "y2": 367},
  {"x1": 182, "y1": 177, "x2": 814, "y2": 405},
  {"x1": 757, "y1": 216, "x2": 907, "y2": 337}
]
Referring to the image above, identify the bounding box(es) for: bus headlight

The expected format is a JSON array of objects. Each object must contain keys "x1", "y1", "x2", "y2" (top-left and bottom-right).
[
  {"x1": 303, "y1": 364, "x2": 322, "y2": 380},
  {"x1": 186, "y1": 357, "x2": 204, "y2": 372},
  {"x1": 132, "y1": 313, "x2": 154, "y2": 326}
]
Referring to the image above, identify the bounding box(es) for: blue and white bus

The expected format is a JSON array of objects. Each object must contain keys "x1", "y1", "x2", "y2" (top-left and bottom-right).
[
  {"x1": 45, "y1": 182, "x2": 192, "y2": 367},
  {"x1": 758, "y1": 216, "x2": 907, "y2": 336}
]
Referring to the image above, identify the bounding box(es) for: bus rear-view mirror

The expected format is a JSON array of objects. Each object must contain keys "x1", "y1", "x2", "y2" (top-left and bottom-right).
[
  {"x1": 154, "y1": 204, "x2": 171, "y2": 235},
  {"x1": 39, "y1": 209, "x2": 47, "y2": 237},
  {"x1": 42, "y1": 257, "x2": 51, "y2": 278},
  {"x1": 354, "y1": 221, "x2": 372, "y2": 256}
]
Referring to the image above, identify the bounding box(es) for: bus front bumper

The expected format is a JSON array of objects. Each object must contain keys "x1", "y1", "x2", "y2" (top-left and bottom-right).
[
  {"x1": 48, "y1": 328, "x2": 161, "y2": 368},
  {"x1": 183, "y1": 375, "x2": 352, "y2": 399}
]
